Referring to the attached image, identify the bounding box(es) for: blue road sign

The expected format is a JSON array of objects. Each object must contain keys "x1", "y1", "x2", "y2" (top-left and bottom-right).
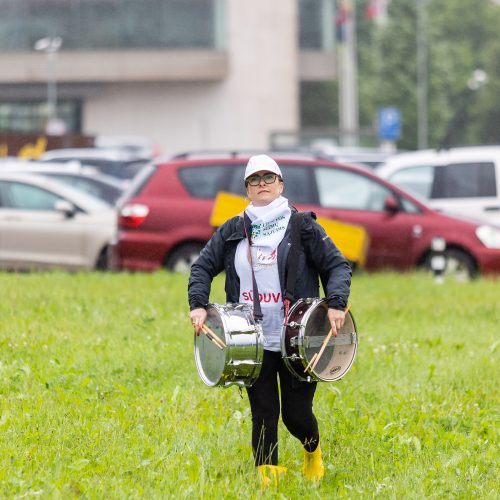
[{"x1": 377, "y1": 107, "x2": 401, "y2": 141}]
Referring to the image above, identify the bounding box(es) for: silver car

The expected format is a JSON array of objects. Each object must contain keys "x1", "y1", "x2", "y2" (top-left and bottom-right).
[
  {"x1": 0, "y1": 159, "x2": 125, "y2": 206},
  {"x1": 0, "y1": 172, "x2": 116, "y2": 270}
]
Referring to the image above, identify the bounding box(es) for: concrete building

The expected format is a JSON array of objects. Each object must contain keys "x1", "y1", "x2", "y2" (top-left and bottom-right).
[{"x1": 0, "y1": 0, "x2": 337, "y2": 156}]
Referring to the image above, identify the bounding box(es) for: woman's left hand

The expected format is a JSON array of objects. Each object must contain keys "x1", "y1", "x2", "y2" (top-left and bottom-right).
[{"x1": 327, "y1": 308, "x2": 346, "y2": 336}]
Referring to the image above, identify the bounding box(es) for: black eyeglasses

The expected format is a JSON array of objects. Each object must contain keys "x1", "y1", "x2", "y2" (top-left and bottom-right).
[{"x1": 246, "y1": 173, "x2": 280, "y2": 186}]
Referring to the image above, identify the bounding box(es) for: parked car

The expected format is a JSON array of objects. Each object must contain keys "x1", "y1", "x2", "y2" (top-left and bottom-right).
[
  {"x1": 40, "y1": 148, "x2": 151, "y2": 182},
  {"x1": 111, "y1": 153, "x2": 500, "y2": 280},
  {"x1": 309, "y1": 142, "x2": 398, "y2": 169},
  {"x1": 0, "y1": 172, "x2": 116, "y2": 270},
  {"x1": 376, "y1": 146, "x2": 500, "y2": 226},
  {"x1": 324, "y1": 149, "x2": 397, "y2": 169},
  {"x1": 95, "y1": 135, "x2": 160, "y2": 159},
  {"x1": 0, "y1": 160, "x2": 125, "y2": 206}
]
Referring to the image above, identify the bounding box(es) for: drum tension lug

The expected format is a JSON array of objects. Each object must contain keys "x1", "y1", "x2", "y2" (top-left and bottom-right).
[{"x1": 286, "y1": 321, "x2": 300, "y2": 329}]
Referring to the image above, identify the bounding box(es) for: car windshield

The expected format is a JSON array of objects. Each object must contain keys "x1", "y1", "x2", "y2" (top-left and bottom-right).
[{"x1": 46, "y1": 174, "x2": 123, "y2": 205}]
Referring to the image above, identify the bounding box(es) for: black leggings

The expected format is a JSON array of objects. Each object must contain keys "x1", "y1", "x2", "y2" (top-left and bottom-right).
[{"x1": 246, "y1": 350, "x2": 319, "y2": 466}]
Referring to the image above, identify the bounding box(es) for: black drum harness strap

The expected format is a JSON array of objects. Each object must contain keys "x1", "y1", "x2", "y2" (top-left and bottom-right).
[
  {"x1": 243, "y1": 212, "x2": 264, "y2": 323},
  {"x1": 283, "y1": 212, "x2": 302, "y2": 325}
]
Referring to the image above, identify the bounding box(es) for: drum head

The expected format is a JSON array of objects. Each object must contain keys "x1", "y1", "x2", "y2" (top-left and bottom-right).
[
  {"x1": 303, "y1": 302, "x2": 357, "y2": 382},
  {"x1": 194, "y1": 307, "x2": 226, "y2": 386}
]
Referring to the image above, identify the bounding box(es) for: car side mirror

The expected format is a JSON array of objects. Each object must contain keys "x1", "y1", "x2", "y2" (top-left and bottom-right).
[
  {"x1": 54, "y1": 199, "x2": 76, "y2": 218},
  {"x1": 383, "y1": 195, "x2": 399, "y2": 214}
]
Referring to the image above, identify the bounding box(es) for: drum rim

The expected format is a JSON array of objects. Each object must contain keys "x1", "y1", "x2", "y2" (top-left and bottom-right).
[
  {"x1": 195, "y1": 302, "x2": 264, "y2": 388},
  {"x1": 194, "y1": 303, "x2": 230, "y2": 387},
  {"x1": 307, "y1": 307, "x2": 357, "y2": 382},
  {"x1": 281, "y1": 298, "x2": 358, "y2": 383}
]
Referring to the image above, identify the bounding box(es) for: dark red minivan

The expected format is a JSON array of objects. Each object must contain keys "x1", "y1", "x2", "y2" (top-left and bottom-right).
[{"x1": 111, "y1": 153, "x2": 500, "y2": 280}]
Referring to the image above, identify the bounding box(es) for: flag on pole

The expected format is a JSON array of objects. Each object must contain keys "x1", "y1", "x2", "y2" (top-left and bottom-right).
[
  {"x1": 336, "y1": 1, "x2": 351, "y2": 43},
  {"x1": 364, "y1": 0, "x2": 388, "y2": 24}
]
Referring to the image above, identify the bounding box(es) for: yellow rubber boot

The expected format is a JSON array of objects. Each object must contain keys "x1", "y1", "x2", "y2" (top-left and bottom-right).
[
  {"x1": 303, "y1": 442, "x2": 325, "y2": 481},
  {"x1": 257, "y1": 465, "x2": 287, "y2": 487}
]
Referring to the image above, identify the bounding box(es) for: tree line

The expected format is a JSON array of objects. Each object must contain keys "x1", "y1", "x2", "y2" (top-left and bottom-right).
[{"x1": 302, "y1": 0, "x2": 500, "y2": 150}]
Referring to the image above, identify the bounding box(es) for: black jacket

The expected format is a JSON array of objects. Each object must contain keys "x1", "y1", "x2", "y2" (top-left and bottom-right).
[{"x1": 188, "y1": 209, "x2": 351, "y2": 311}]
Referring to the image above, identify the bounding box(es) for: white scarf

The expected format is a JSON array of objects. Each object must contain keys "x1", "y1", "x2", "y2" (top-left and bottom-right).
[{"x1": 245, "y1": 196, "x2": 291, "y2": 267}]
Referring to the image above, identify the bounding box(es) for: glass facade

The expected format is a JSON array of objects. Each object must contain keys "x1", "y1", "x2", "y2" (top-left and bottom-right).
[
  {"x1": 0, "y1": 0, "x2": 331, "y2": 52},
  {"x1": 0, "y1": 0, "x2": 220, "y2": 51},
  {"x1": 0, "y1": 101, "x2": 81, "y2": 133},
  {"x1": 0, "y1": 1, "x2": 332, "y2": 134}
]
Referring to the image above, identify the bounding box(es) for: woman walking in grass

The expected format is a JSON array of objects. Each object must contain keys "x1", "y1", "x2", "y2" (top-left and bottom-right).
[{"x1": 188, "y1": 154, "x2": 351, "y2": 486}]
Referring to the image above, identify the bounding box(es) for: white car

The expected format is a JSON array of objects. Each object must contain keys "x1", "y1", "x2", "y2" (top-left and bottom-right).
[
  {"x1": 40, "y1": 148, "x2": 150, "y2": 181},
  {"x1": 310, "y1": 142, "x2": 397, "y2": 169},
  {"x1": 0, "y1": 159, "x2": 125, "y2": 206},
  {"x1": 376, "y1": 147, "x2": 500, "y2": 226},
  {"x1": 0, "y1": 172, "x2": 116, "y2": 270}
]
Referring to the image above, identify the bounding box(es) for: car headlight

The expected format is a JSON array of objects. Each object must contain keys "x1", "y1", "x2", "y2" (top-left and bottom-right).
[{"x1": 476, "y1": 225, "x2": 500, "y2": 249}]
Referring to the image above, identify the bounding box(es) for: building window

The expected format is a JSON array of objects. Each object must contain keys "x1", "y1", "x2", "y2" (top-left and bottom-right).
[
  {"x1": 299, "y1": 0, "x2": 335, "y2": 50},
  {"x1": 0, "y1": 0, "x2": 222, "y2": 51},
  {"x1": 0, "y1": 101, "x2": 81, "y2": 133}
]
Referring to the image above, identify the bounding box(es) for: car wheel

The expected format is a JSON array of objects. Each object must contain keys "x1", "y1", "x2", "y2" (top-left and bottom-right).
[
  {"x1": 95, "y1": 246, "x2": 109, "y2": 271},
  {"x1": 165, "y1": 243, "x2": 204, "y2": 272},
  {"x1": 425, "y1": 248, "x2": 477, "y2": 282}
]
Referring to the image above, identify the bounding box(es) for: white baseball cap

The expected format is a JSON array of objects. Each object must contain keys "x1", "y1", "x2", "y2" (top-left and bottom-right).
[{"x1": 244, "y1": 154, "x2": 282, "y2": 180}]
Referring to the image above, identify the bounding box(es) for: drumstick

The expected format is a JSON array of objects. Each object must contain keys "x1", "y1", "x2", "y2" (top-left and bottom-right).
[
  {"x1": 304, "y1": 352, "x2": 318, "y2": 373},
  {"x1": 201, "y1": 324, "x2": 226, "y2": 347},
  {"x1": 200, "y1": 325, "x2": 225, "y2": 350},
  {"x1": 309, "y1": 327, "x2": 333, "y2": 372},
  {"x1": 201, "y1": 324, "x2": 226, "y2": 348},
  {"x1": 308, "y1": 305, "x2": 350, "y2": 372},
  {"x1": 201, "y1": 324, "x2": 226, "y2": 349}
]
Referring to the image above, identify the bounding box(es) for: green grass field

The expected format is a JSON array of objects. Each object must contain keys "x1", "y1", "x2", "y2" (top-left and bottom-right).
[{"x1": 0, "y1": 271, "x2": 498, "y2": 498}]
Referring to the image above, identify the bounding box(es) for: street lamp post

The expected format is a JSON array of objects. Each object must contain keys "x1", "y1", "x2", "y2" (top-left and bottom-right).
[
  {"x1": 416, "y1": 0, "x2": 428, "y2": 150},
  {"x1": 34, "y1": 36, "x2": 63, "y2": 134},
  {"x1": 337, "y1": 0, "x2": 359, "y2": 147}
]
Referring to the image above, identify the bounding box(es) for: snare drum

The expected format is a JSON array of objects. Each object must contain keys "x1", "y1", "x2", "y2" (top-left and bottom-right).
[
  {"x1": 281, "y1": 298, "x2": 358, "y2": 382},
  {"x1": 194, "y1": 303, "x2": 263, "y2": 388}
]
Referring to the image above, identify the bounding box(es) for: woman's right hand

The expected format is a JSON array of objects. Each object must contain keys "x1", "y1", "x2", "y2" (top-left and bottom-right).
[{"x1": 189, "y1": 308, "x2": 207, "y2": 336}]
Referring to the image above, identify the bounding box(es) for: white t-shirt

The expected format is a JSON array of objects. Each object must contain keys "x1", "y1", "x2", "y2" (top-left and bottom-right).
[
  {"x1": 234, "y1": 197, "x2": 291, "y2": 352},
  {"x1": 235, "y1": 239, "x2": 284, "y2": 351}
]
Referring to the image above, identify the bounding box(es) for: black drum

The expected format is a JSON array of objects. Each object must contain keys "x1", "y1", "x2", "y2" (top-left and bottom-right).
[{"x1": 281, "y1": 298, "x2": 358, "y2": 382}]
